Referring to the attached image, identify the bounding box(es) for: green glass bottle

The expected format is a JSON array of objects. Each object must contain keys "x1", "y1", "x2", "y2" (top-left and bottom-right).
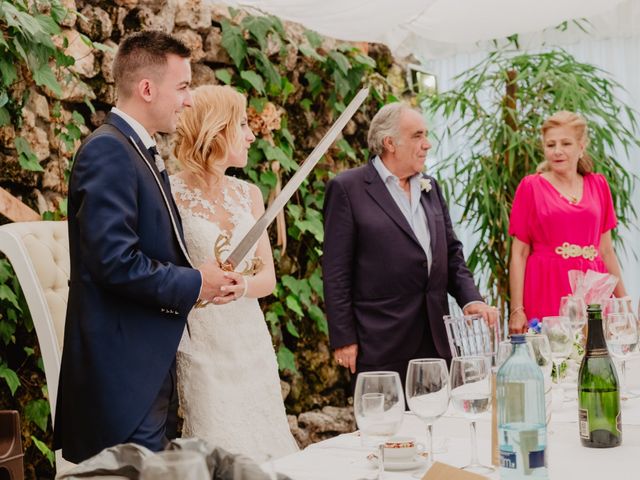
[{"x1": 578, "y1": 304, "x2": 621, "y2": 447}]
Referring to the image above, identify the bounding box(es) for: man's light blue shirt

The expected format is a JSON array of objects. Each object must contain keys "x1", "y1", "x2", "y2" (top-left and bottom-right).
[{"x1": 372, "y1": 156, "x2": 432, "y2": 272}]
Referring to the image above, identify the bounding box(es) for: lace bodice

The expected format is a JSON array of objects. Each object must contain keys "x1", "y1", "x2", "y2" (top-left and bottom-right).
[
  {"x1": 170, "y1": 175, "x2": 257, "y2": 267},
  {"x1": 171, "y1": 173, "x2": 298, "y2": 461}
]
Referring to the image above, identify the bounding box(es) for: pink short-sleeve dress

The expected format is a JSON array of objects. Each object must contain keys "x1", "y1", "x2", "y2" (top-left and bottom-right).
[{"x1": 508, "y1": 173, "x2": 617, "y2": 321}]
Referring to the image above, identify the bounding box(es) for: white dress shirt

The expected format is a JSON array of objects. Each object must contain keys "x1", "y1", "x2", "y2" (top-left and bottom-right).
[{"x1": 372, "y1": 155, "x2": 432, "y2": 272}]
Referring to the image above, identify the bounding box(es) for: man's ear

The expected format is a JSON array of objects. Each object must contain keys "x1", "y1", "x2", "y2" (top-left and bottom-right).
[
  {"x1": 382, "y1": 136, "x2": 395, "y2": 153},
  {"x1": 137, "y1": 78, "x2": 153, "y2": 103}
]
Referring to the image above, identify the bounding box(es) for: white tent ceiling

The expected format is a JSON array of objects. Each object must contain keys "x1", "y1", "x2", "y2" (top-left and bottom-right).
[{"x1": 218, "y1": 0, "x2": 639, "y2": 58}]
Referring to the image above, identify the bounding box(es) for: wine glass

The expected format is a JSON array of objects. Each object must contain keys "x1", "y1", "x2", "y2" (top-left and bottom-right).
[
  {"x1": 450, "y1": 356, "x2": 494, "y2": 474},
  {"x1": 354, "y1": 371, "x2": 404, "y2": 473},
  {"x1": 140, "y1": 450, "x2": 209, "y2": 480},
  {"x1": 541, "y1": 316, "x2": 573, "y2": 396},
  {"x1": 405, "y1": 359, "x2": 449, "y2": 475},
  {"x1": 559, "y1": 296, "x2": 587, "y2": 344},
  {"x1": 604, "y1": 312, "x2": 639, "y2": 398},
  {"x1": 526, "y1": 334, "x2": 553, "y2": 424}
]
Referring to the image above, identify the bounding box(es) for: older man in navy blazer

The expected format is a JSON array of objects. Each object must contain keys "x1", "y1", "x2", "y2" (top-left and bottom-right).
[
  {"x1": 323, "y1": 103, "x2": 495, "y2": 384},
  {"x1": 54, "y1": 31, "x2": 234, "y2": 463}
]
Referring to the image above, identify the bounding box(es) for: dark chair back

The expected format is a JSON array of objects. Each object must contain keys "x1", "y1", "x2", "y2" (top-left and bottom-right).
[{"x1": 0, "y1": 410, "x2": 24, "y2": 480}]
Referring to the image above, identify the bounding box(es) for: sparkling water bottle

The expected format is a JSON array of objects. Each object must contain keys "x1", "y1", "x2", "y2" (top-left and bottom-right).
[{"x1": 497, "y1": 334, "x2": 549, "y2": 478}]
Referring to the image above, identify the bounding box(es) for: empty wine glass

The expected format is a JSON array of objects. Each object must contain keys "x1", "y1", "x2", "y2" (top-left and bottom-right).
[
  {"x1": 559, "y1": 295, "x2": 587, "y2": 344},
  {"x1": 541, "y1": 316, "x2": 573, "y2": 391},
  {"x1": 406, "y1": 359, "x2": 449, "y2": 475},
  {"x1": 140, "y1": 450, "x2": 209, "y2": 480},
  {"x1": 604, "y1": 312, "x2": 639, "y2": 399},
  {"x1": 450, "y1": 356, "x2": 494, "y2": 474},
  {"x1": 354, "y1": 371, "x2": 404, "y2": 475}
]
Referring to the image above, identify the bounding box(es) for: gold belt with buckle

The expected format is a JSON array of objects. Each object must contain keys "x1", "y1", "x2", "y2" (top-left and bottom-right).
[{"x1": 554, "y1": 242, "x2": 598, "y2": 261}]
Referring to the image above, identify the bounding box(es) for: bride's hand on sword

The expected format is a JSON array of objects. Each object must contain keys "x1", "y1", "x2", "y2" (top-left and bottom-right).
[{"x1": 198, "y1": 260, "x2": 235, "y2": 305}]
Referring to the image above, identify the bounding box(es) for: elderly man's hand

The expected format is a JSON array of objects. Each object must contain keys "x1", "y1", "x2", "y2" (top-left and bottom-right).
[
  {"x1": 334, "y1": 344, "x2": 358, "y2": 374},
  {"x1": 463, "y1": 302, "x2": 499, "y2": 327}
]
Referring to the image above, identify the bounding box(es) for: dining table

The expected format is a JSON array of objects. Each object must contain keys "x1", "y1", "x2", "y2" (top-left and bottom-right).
[{"x1": 270, "y1": 355, "x2": 640, "y2": 479}]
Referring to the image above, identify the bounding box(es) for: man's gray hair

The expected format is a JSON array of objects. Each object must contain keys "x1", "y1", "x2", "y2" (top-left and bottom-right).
[{"x1": 367, "y1": 102, "x2": 412, "y2": 155}]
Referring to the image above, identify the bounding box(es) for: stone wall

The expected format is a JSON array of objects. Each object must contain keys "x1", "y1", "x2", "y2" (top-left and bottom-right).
[{"x1": 0, "y1": 0, "x2": 383, "y2": 446}]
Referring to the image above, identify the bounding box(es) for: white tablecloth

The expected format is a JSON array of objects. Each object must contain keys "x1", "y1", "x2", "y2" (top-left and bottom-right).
[{"x1": 272, "y1": 356, "x2": 640, "y2": 479}]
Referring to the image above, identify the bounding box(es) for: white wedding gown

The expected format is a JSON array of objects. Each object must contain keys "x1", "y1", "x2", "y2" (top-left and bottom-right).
[{"x1": 170, "y1": 175, "x2": 299, "y2": 461}]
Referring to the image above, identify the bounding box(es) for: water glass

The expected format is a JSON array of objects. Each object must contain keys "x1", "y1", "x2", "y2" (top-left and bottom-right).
[
  {"x1": 354, "y1": 371, "x2": 404, "y2": 448},
  {"x1": 605, "y1": 312, "x2": 639, "y2": 398},
  {"x1": 140, "y1": 450, "x2": 209, "y2": 480},
  {"x1": 450, "y1": 356, "x2": 494, "y2": 474},
  {"x1": 406, "y1": 359, "x2": 449, "y2": 473}
]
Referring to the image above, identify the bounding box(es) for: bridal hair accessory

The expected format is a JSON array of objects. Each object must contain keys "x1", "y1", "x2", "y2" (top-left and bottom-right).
[{"x1": 419, "y1": 177, "x2": 432, "y2": 192}]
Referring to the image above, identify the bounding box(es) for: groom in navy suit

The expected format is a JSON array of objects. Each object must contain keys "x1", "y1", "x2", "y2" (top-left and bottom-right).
[
  {"x1": 323, "y1": 103, "x2": 496, "y2": 384},
  {"x1": 54, "y1": 31, "x2": 234, "y2": 463}
]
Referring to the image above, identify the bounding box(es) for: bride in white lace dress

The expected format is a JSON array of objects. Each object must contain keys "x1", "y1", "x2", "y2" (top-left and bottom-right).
[{"x1": 170, "y1": 85, "x2": 299, "y2": 461}]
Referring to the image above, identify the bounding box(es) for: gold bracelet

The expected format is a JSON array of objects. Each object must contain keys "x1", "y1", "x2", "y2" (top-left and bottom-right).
[{"x1": 509, "y1": 306, "x2": 525, "y2": 318}]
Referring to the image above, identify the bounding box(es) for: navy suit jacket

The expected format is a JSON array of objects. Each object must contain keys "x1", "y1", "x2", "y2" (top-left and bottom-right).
[
  {"x1": 322, "y1": 161, "x2": 482, "y2": 366},
  {"x1": 53, "y1": 113, "x2": 201, "y2": 463}
]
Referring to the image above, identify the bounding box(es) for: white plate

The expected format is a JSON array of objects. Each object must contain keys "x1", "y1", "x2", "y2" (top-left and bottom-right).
[{"x1": 366, "y1": 452, "x2": 428, "y2": 471}]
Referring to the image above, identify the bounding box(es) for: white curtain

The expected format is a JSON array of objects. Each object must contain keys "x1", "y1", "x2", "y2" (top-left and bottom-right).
[{"x1": 424, "y1": 35, "x2": 640, "y2": 306}]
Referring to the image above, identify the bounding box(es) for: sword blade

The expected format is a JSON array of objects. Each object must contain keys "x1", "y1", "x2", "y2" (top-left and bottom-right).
[{"x1": 224, "y1": 87, "x2": 369, "y2": 269}]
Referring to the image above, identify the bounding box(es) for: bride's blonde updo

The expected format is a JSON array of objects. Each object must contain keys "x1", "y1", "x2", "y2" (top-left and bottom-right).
[
  {"x1": 174, "y1": 85, "x2": 246, "y2": 185},
  {"x1": 537, "y1": 110, "x2": 594, "y2": 175}
]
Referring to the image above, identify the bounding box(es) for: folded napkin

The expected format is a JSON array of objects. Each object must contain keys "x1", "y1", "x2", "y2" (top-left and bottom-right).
[{"x1": 56, "y1": 438, "x2": 292, "y2": 480}]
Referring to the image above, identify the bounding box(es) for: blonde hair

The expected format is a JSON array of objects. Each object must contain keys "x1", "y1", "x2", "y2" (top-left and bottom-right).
[
  {"x1": 537, "y1": 110, "x2": 593, "y2": 175},
  {"x1": 174, "y1": 85, "x2": 246, "y2": 184}
]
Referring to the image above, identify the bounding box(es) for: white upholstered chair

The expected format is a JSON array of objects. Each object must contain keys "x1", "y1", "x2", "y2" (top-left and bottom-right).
[{"x1": 0, "y1": 221, "x2": 74, "y2": 473}]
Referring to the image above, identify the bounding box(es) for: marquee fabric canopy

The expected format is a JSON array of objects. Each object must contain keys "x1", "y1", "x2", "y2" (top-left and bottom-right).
[{"x1": 216, "y1": 0, "x2": 639, "y2": 58}]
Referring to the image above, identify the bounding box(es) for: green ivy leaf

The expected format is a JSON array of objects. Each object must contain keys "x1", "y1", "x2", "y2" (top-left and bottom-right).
[
  {"x1": 0, "y1": 57, "x2": 18, "y2": 85},
  {"x1": 281, "y1": 77, "x2": 295, "y2": 102},
  {"x1": 0, "y1": 320, "x2": 16, "y2": 345},
  {"x1": 31, "y1": 436, "x2": 54, "y2": 466},
  {"x1": 14, "y1": 137, "x2": 44, "y2": 172},
  {"x1": 304, "y1": 29, "x2": 323, "y2": 49},
  {"x1": 286, "y1": 295, "x2": 304, "y2": 317},
  {"x1": 242, "y1": 16, "x2": 272, "y2": 51},
  {"x1": 240, "y1": 70, "x2": 265, "y2": 95},
  {"x1": 298, "y1": 44, "x2": 324, "y2": 63},
  {"x1": 353, "y1": 52, "x2": 376, "y2": 69},
  {"x1": 308, "y1": 304, "x2": 328, "y2": 335},
  {"x1": 276, "y1": 345, "x2": 298, "y2": 373},
  {"x1": 33, "y1": 63, "x2": 62, "y2": 97},
  {"x1": 249, "y1": 96, "x2": 268, "y2": 113},
  {"x1": 23, "y1": 346, "x2": 34, "y2": 356},
  {"x1": 329, "y1": 51, "x2": 351, "y2": 75},
  {"x1": 220, "y1": 19, "x2": 247, "y2": 69},
  {"x1": 263, "y1": 145, "x2": 297, "y2": 171},
  {"x1": 0, "y1": 362, "x2": 20, "y2": 395},
  {"x1": 25, "y1": 398, "x2": 50, "y2": 432},
  {"x1": 215, "y1": 69, "x2": 232, "y2": 85},
  {"x1": 285, "y1": 319, "x2": 300, "y2": 338},
  {"x1": 0, "y1": 284, "x2": 20, "y2": 310},
  {"x1": 0, "y1": 107, "x2": 9, "y2": 126},
  {"x1": 304, "y1": 71, "x2": 322, "y2": 98}
]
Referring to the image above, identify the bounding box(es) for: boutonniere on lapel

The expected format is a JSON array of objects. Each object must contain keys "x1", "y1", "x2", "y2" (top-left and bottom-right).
[{"x1": 419, "y1": 177, "x2": 432, "y2": 193}]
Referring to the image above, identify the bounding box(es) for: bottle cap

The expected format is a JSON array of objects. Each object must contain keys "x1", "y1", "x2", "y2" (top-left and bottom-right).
[
  {"x1": 587, "y1": 303, "x2": 602, "y2": 312},
  {"x1": 510, "y1": 334, "x2": 526, "y2": 344}
]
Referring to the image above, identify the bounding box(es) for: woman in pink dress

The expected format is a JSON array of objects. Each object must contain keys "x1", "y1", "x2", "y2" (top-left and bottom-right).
[{"x1": 508, "y1": 111, "x2": 628, "y2": 334}]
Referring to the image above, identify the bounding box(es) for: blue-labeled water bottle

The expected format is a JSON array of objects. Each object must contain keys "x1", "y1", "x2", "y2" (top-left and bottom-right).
[{"x1": 497, "y1": 334, "x2": 548, "y2": 479}]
